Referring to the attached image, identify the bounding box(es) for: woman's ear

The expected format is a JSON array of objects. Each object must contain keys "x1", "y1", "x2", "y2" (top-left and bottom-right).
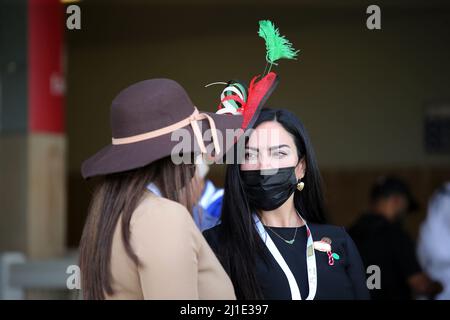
[{"x1": 295, "y1": 157, "x2": 306, "y2": 180}]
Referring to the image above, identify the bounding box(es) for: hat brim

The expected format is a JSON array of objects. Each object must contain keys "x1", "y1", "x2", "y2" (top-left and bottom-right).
[{"x1": 81, "y1": 112, "x2": 243, "y2": 179}]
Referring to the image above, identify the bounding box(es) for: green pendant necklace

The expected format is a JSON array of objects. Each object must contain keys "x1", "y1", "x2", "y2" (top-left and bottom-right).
[{"x1": 266, "y1": 226, "x2": 298, "y2": 245}]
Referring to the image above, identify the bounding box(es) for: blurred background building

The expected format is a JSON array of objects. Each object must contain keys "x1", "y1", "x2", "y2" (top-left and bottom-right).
[{"x1": 0, "y1": 0, "x2": 449, "y2": 298}]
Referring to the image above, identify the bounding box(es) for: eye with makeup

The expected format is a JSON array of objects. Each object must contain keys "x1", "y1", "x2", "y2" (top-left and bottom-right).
[
  {"x1": 244, "y1": 150, "x2": 258, "y2": 161},
  {"x1": 270, "y1": 145, "x2": 291, "y2": 159},
  {"x1": 272, "y1": 150, "x2": 289, "y2": 159},
  {"x1": 244, "y1": 145, "x2": 291, "y2": 164}
]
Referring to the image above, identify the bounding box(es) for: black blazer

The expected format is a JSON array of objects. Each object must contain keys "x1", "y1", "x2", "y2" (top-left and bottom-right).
[{"x1": 203, "y1": 223, "x2": 371, "y2": 300}]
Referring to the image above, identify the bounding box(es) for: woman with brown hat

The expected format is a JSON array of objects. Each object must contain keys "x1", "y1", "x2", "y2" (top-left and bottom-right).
[{"x1": 78, "y1": 75, "x2": 278, "y2": 299}]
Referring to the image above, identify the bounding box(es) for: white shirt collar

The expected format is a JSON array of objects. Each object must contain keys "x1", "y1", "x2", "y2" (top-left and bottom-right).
[{"x1": 146, "y1": 183, "x2": 162, "y2": 197}]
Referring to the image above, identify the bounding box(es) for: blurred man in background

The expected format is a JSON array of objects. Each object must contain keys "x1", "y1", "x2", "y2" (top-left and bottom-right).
[
  {"x1": 417, "y1": 182, "x2": 450, "y2": 300},
  {"x1": 349, "y1": 176, "x2": 442, "y2": 300}
]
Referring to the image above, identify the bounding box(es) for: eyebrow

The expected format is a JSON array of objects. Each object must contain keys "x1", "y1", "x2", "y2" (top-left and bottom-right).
[
  {"x1": 269, "y1": 144, "x2": 290, "y2": 151},
  {"x1": 245, "y1": 144, "x2": 291, "y2": 152}
]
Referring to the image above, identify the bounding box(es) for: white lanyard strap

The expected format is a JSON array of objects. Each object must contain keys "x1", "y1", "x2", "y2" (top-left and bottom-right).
[{"x1": 253, "y1": 212, "x2": 317, "y2": 300}]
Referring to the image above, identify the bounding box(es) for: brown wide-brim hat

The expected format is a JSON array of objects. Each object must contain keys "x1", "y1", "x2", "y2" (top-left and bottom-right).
[{"x1": 81, "y1": 76, "x2": 278, "y2": 179}]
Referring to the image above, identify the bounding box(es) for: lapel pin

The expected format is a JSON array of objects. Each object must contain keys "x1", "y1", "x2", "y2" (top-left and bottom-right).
[
  {"x1": 327, "y1": 251, "x2": 340, "y2": 265},
  {"x1": 313, "y1": 237, "x2": 340, "y2": 266},
  {"x1": 313, "y1": 241, "x2": 331, "y2": 252},
  {"x1": 327, "y1": 251, "x2": 335, "y2": 266}
]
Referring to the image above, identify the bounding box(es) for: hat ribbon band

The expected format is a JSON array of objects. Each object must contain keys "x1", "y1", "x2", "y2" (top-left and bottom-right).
[{"x1": 111, "y1": 107, "x2": 221, "y2": 155}]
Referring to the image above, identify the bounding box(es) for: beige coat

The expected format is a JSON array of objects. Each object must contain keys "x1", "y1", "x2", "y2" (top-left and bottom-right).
[{"x1": 106, "y1": 191, "x2": 236, "y2": 299}]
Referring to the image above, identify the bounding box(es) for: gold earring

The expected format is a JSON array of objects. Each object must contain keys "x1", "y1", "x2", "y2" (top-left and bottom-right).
[{"x1": 297, "y1": 181, "x2": 305, "y2": 191}]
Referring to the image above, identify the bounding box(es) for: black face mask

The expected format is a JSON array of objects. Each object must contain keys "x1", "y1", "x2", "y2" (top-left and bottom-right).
[{"x1": 240, "y1": 166, "x2": 298, "y2": 211}]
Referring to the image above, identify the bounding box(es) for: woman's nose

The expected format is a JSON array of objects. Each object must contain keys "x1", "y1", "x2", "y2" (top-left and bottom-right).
[{"x1": 258, "y1": 154, "x2": 275, "y2": 170}]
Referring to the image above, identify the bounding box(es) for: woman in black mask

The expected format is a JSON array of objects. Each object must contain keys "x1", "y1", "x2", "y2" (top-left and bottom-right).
[{"x1": 203, "y1": 108, "x2": 370, "y2": 300}]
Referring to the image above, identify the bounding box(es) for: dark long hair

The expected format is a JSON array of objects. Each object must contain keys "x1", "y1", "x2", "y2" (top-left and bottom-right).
[
  {"x1": 218, "y1": 108, "x2": 327, "y2": 299},
  {"x1": 79, "y1": 156, "x2": 198, "y2": 299}
]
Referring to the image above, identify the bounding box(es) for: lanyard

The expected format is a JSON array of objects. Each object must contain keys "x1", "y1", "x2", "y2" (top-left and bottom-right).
[{"x1": 253, "y1": 212, "x2": 317, "y2": 300}]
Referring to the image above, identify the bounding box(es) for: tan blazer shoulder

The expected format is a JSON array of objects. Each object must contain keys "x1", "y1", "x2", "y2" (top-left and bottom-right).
[{"x1": 107, "y1": 191, "x2": 236, "y2": 300}]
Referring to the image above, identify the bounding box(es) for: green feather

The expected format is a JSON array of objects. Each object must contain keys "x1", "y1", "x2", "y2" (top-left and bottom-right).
[{"x1": 258, "y1": 20, "x2": 299, "y2": 65}]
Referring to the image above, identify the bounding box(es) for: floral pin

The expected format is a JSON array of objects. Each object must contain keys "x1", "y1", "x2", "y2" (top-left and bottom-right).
[{"x1": 313, "y1": 237, "x2": 340, "y2": 266}]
